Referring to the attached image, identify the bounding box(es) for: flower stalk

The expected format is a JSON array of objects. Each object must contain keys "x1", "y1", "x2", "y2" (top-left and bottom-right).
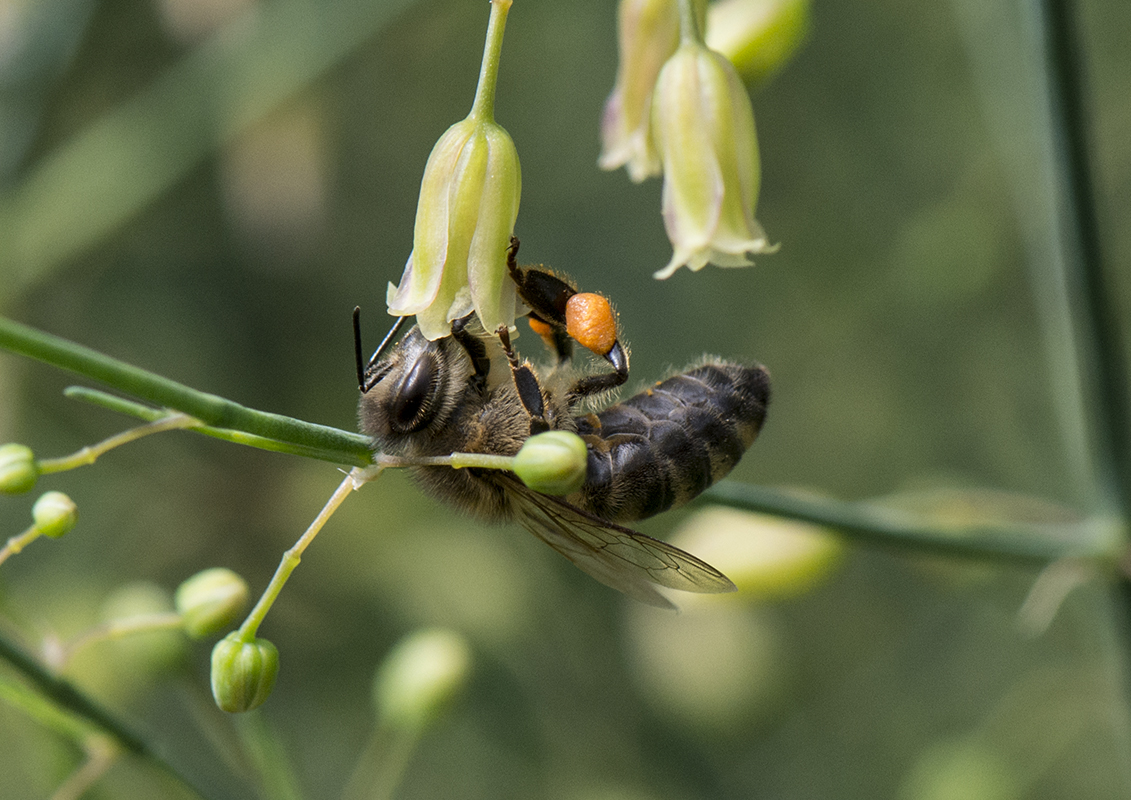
[
  {"x1": 387, "y1": 0, "x2": 521, "y2": 340},
  {"x1": 234, "y1": 466, "x2": 381, "y2": 644}
]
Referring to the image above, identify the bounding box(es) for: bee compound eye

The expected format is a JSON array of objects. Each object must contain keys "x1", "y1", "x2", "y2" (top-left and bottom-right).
[{"x1": 390, "y1": 352, "x2": 440, "y2": 432}]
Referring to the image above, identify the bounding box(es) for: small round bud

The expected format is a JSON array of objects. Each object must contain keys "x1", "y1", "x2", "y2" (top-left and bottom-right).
[
  {"x1": 32, "y1": 491, "x2": 77, "y2": 538},
  {"x1": 0, "y1": 444, "x2": 39, "y2": 495},
  {"x1": 211, "y1": 632, "x2": 279, "y2": 713},
  {"x1": 373, "y1": 628, "x2": 472, "y2": 732},
  {"x1": 706, "y1": 0, "x2": 810, "y2": 85},
  {"x1": 670, "y1": 507, "x2": 842, "y2": 600},
  {"x1": 175, "y1": 568, "x2": 250, "y2": 639},
  {"x1": 900, "y1": 738, "x2": 1019, "y2": 800},
  {"x1": 565, "y1": 293, "x2": 617, "y2": 356},
  {"x1": 512, "y1": 431, "x2": 588, "y2": 495},
  {"x1": 99, "y1": 582, "x2": 186, "y2": 676}
]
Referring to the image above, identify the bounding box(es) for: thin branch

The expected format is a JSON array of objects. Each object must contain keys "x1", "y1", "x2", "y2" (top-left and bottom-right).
[
  {"x1": 1034, "y1": 0, "x2": 1131, "y2": 513},
  {"x1": 5, "y1": 316, "x2": 1126, "y2": 567},
  {"x1": 0, "y1": 315, "x2": 372, "y2": 466},
  {"x1": 64, "y1": 387, "x2": 370, "y2": 465},
  {"x1": 0, "y1": 631, "x2": 214, "y2": 799},
  {"x1": 703, "y1": 481, "x2": 1123, "y2": 565}
]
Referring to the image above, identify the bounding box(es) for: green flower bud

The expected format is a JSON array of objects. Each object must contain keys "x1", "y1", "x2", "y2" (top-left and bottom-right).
[
  {"x1": 0, "y1": 444, "x2": 38, "y2": 495},
  {"x1": 32, "y1": 491, "x2": 77, "y2": 538},
  {"x1": 175, "y1": 568, "x2": 250, "y2": 639},
  {"x1": 211, "y1": 632, "x2": 279, "y2": 713},
  {"x1": 100, "y1": 581, "x2": 175, "y2": 622},
  {"x1": 99, "y1": 582, "x2": 187, "y2": 675},
  {"x1": 705, "y1": 0, "x2": 810, "y2": 85},
  {"x1": 899, "y1": 738, "x2": 1019, "y2": 800},
  {"x1": 512, "y1": 431, "x2": 588, "y2": 496},
  {"x1": 669, "y1": 507, "x2": 842, "y2": 600},
  {"x1": 373, "y1": 628, "x2": 472, "y2": 733},
  {"x1": 651, "y1": 40, "x2": 777, "y2": 278}
]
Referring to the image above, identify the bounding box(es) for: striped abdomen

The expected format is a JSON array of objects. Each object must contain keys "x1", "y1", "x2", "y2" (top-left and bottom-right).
[{"x1": 572, "y1": 361, "x2": 770, "y2": 522}]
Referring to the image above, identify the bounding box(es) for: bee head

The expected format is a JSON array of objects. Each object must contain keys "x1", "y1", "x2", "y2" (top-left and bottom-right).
[{"x1": 358, "y1": 327, "x2": 465, "y2": 452}]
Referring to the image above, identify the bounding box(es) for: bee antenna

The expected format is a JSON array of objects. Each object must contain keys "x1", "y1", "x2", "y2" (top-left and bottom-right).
[
  {"x1": 353, "y1": 307, "x2": 366, "y2": 391},
  {"x1": 355, "y1": 308, "x2": 410, "y2": 393}
]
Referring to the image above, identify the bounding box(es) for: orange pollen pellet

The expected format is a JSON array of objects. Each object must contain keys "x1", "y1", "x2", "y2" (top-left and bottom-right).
[
  {"x1": 565, "y1": 293, "x2": 617, "y2": 356},
  {"x1": 528, "y1": 317, "x2": 554, "y2": 337}
]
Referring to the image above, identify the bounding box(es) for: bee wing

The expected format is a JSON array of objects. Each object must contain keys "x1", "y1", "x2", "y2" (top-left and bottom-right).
[{"x1": 501, "y1": 475, "x2": 736, "y2": 609}]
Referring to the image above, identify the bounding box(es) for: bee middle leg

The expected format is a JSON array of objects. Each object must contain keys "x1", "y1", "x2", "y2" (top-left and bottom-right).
[{"x1": 496, "y1": 325, "x2": 550, "y2": 435}]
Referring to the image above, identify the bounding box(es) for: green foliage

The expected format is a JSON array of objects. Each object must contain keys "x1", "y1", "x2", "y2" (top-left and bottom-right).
[{"x1": 1, "y1": 0, "x2": 1130, "y2": 798}]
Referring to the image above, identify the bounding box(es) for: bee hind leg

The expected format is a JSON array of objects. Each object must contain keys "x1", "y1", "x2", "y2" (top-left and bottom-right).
[
  {"x1": 505, "y1": 235, "x2": 628, "y2": 395},
  {"x1": 567, "y1": 340, "x2": 629, "y2": 403}
]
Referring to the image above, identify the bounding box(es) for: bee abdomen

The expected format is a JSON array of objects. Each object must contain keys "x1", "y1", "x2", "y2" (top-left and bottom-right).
[{"x1": 575, "y1": 361, "x2": 770, "y2": 522}]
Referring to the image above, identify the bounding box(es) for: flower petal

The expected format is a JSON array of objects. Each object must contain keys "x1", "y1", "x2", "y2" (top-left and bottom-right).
[
  {"x1": 651, "y1": 41, "x2": 776, "y2": 278},
  {"x1": 598, "y1": 0, "x2": 680, "y2": 182},
  {"x1": 467, "y1": 123, "x2": 521, "y2": 333}
]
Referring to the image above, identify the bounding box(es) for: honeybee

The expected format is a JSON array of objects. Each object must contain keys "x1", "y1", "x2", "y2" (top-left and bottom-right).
[{"x1": 355, "y1": 244, "x2": 770, "y2": 608}]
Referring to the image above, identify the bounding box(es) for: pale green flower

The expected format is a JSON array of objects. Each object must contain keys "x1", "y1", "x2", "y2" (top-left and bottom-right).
[
  {"x1": 32, "y1": 491, "x2": 77, "y2": 538},
  {"x1": 175, "y1": 567, "x2": 250, "y2": 639},
  {"x1": 386, "y1": 0, "x2": 520, "y2": 340},
  {"x1": 598, "y1": 0, "x2": 681, "y2": 182},
  {"x1": 651, "y1": 39, "x2": 776, "y2": 278},
  {"x1": 211, "y1": 632, "x2": 279, "y2": 713},
  {"x1": 386, "y1": 117, "x2": 521, "y2": 340},
  {"x1": 512, "y1": 431, "x2": 589, "y2": 496}
]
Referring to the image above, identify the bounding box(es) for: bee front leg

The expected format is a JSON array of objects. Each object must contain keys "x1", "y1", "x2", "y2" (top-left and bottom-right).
[
  {"x1": 496, "y1": 325, "x2": 550, "y2": 435},
  {"x1": 451, "y1": 313, "x2": 491, "y2": 395}
]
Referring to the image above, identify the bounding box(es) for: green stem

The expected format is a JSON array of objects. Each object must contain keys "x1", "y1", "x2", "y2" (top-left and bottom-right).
[
  {"x1": 234, "y1": 713, "x2": 305, "y2": 800},
  {"x1": 64, "y1": 386, "x2": 367, "y2": 465},
  {"x1": 1032, "y1": 0, "x2": 1131, "y2": 515},
  {"x1": 51, "y1": 736, "x2": 119, "y2": 800},
  {"x1": 55, "y1": 613, "x2": 185, "y2": 670},
  {"x1": 237, "y1": 467, "x2": 379, "y2": 640},
  {"x1": 703, "y1": 481, "x2": 1124, "y2": 565},
  {"x1": 6, "y1": 319, "x2": 1125, "y2": 569},
  {"x1": 0, "y1": 631, "x2": 215, "y2": 799},
  {"x1": 0, "y1": 315, "x2": 372, "y2": 466},
  {"x1": 37, "y1": 414, "x2": 201, "y2": 474},
  {"x1": 1031, "y1": 0, "x2": 1131, "y2": 772},
  {"x1": 676, "y1": 0, "x2": 706, "y2": 44},
  {"x1": 404, "y1": 453, "x2": 516, "y2": 471},
  {"x1": 0, "y1": 525, "x2": 42, "y2": 566},
  {"x1": 0, "y1": 674, "x2": 101, "y2": 744},
  {"x1": 469, "y1": 0, "x2": 512, "y2": 121}
]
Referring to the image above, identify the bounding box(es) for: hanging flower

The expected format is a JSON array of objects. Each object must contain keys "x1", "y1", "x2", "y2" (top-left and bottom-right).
[
  {"x1": 385, "y1": 0, "x2": 521, "y2": 340},
  {"x1": 598, "y1": 0, "x2": 681, "y2": 182},
  {"x1": 650, "y1": 37, "x2": 776, "y2": 278}
]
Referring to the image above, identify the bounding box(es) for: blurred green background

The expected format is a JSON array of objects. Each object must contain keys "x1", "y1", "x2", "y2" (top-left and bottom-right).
[{"x1": 2, "y1": 0, "x2": 1131, "y2": 797}]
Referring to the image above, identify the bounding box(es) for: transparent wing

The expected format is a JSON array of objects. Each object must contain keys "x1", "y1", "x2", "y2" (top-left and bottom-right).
[{"x1": 501, "y1": 475, "x2": 736, "y2": 609}]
